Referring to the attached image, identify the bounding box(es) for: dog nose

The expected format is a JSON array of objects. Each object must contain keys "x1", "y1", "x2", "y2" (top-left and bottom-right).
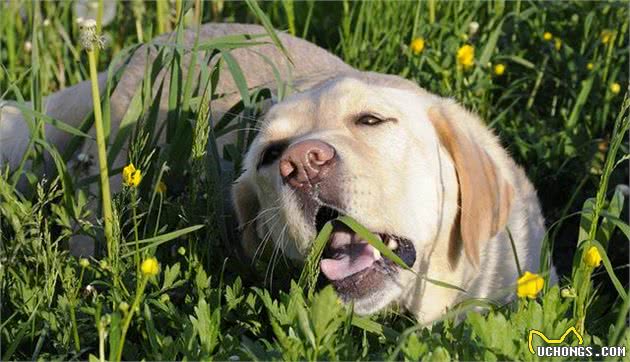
[{"x1": 279, "y1": 140, "x2": 336, "y2": 188}]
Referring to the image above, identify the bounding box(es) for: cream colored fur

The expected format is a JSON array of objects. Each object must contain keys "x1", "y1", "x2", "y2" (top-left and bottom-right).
[{"x1": 235, "y1": 74, "x2": 556, "y2": 322}]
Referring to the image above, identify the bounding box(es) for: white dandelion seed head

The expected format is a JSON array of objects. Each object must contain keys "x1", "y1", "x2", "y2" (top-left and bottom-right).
[
  {"x1": 74, "y1": 0, "x2": 117, "y2": 27},
  {"x1": 24, "y1": 41, "x2": 32, "y2": 52},
  {"x1": 84, "y1": 284, "x2": 97, "y2": 297},
  {"x1": 80, "y1": 18, "x2": 97, "y2": 29},
  {"x1": 79, "y1": 19, "x2": 104, "y2": 51},
  {"x1": 468, "y1": 21, "x2": 480, "y2": 35}
]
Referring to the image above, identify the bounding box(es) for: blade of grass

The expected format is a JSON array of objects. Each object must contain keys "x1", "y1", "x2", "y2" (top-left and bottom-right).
[
  {"x1": 121, "y1": 224, "x2": 204, "y2": 258},
  {"x1": 11, "y1": 103, "x2": 92, "y2": 139},
  {"x1": 336, "y1": 215, "x2": 410, "y2": 270},
  {"x1": 589, "y1": 240, "x2": 628, "y2": 302},
  {"x1": 245, "y1": 0, "x2": 293, "y2": 64}
]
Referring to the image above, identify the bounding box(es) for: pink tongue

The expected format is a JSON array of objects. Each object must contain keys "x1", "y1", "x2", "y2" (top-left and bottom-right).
[{"x1": 320, "y1": 230, "x2": 379, "y2": 281}]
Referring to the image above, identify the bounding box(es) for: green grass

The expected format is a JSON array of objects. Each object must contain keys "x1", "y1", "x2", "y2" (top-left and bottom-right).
[{"x1": 1, "y1": 0, "x2": 628, "y2": 360}]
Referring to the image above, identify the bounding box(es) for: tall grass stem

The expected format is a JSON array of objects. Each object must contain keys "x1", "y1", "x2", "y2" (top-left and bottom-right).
[{"x1": 86, "y1": 42, "x2": 115, "y2": 259}]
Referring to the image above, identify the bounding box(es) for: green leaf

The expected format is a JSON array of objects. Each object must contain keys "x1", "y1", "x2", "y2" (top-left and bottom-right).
[
  {"x1": 473, "y1": 18, "x2": 505, "y2": 79},
  {"x1": 162, "y1": 262, "x2": 181, "y2": 290},
  {"x1": 590, "y1": 240, "x2": 628, "y2": 303},
  {"x1": 311, "y1": 286, "x2": 343, "y2": 342},
  {"x1": 107, "y1": 87, "x2": 144, "y2": 167},
  {"x1": 220, "y1": 50, "x2": 251, "y2": 108},
  {"x1": 297, "y1": 302, "x2": 316, "y2": 348},
  {"x1": 598, "y1": 188, "x2": 627, "y2": 245},
  {"x1": 108, "y1": 312, "x2": 122, "y2": 361},
  {"x1": 577, "y1": 198, "x2": 596, "y2": 245},
  {"x1": 11, "y1": 103, "x2": 92, "y2": 138},
  {"x1": 567, "y1": 76, "x2": 594, "y2": 129},
  {"x1": 337, "y1": 215, "x2": 410, "y2": 270},
  {"x1": 121, "y1": 224, "x2": 204, "y2": 258},
  {"x1": 1, "y1": 321, "x2": 28, "y2": 361},
  {"x1": 424, "y1": 277, "x2": 468, "y2": 293},
  {"x1": 298, "y1": 221, "x2": 333, "y2": 292},
  {"x1": 190, "y1": 297, "x2": 220, "y2": 356},
  {"x1": 351, "y1": 315, "x2": 384, "y2": 336},
  {"x1": 245, "y1": 0, "x2": 293, "y2": 64},
  {"x1": 599, "y1": 211, "x2": 630, "y2": 242}
]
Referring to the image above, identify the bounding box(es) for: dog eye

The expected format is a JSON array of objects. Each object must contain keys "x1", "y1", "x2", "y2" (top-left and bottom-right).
[
  {"x1": 356, "y1": 114, "x2": 386, "y2": 126},
  {"x1": 258, "y1": 142, "x2": 287, "y2": 168}
]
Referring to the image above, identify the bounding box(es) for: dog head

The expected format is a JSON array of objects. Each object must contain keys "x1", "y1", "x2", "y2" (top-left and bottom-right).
[{"x1": 232, "y1": 72, "x2": 513, "y2": 315}]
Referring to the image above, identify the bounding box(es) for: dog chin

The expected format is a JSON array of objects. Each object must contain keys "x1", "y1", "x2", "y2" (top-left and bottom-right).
[{"x1": 342, "y1": 281, "x2": 403, "y2": 315}]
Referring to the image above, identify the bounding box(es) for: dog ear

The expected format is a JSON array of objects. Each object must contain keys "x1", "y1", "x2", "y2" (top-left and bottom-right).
[
  {"x1": 428, "y1": 103, "x2": 513, "y2": 267},
  {"x1": 232, "y1": 174, "x2": 261, "y2": 259}
]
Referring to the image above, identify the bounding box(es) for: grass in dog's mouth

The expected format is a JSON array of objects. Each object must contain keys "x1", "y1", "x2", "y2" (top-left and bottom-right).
[{"x1": 303, "y1": 207, "x2": 414, "y2": 290}]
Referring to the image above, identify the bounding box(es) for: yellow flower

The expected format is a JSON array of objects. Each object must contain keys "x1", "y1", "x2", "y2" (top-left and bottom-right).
[
  {"x1": 122, "y1": 163, "x2": 142, "y2": 187},
  {"x1": 517, "y1": 271, "x2": 544, "y2": 299},
  {"x1": 543, "y1": 32, "x2": 553, "y2": 41},
  {"x1": 456, "y1": 44, "x2": 475, "y2": 69},
  {"x1": 584, "y1": 246, "x2": 602, "y2": 267},
  {"x1": 610, "y1": 82, "x2": 621, "y2": 95},
  {"x1": 79, "y1": 258, "x2": 90, "y2": 268},
  {"x1": 601, "y1": 30, "x2": 613, "y2": 44},
  {"x1": 554, "y1": 38, "x2": 562, "y2": 50},
  {"x1": 494, "y1": 63, "x2": 506, "y2": 76},
  {"x1": 140, "y1": 257, "x2": 159, "y2": 276},
  {"x1": 410, "y1": 37, "x2": 425, "y2": 55},
  {"x1": 157, "y1": 181, "x2": 167, "y2": 194},
  {"x1": 587, "y1": 63, "x2": 594, "y2": 70}
]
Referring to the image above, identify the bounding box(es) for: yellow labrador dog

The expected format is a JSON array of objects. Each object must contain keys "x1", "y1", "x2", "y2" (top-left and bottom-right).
[{"x1": 0, "y1": 23, "x2": 553, "y2": 324}]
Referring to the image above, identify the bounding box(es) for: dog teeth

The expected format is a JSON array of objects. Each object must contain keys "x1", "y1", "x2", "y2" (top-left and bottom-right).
[
  {"x1": 373, "y1": 247, "x2": 381, "y2": 259},
  {"x1": 388, "y1": 238, "x2": 398, "y2": 250}
]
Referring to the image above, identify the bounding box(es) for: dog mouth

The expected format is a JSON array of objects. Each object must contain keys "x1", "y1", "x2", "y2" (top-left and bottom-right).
[{"x1": 313, "y1": 206, "x2": 417, "y2": 299}]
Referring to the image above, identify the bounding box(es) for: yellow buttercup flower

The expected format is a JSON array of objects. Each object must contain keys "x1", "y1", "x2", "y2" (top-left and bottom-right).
[
  {"x1": 584, "y1": 246, "x2": 602, "y2": 267},
  {"x1": 587, "y1": 63, "x2": 594, "y2": 70},
  {"x1": 517, "y1": 271, "x2": 544, "y2": 299},
  {"x1": 601, "y1": 30, "x2": 613, "y2": 44},
  {"x1": 122, "y1": 163, "x2": 142, "y2": 187},
  {"x1": 141, "y1": 257, "x2": 159, "y2": 276},
  {"x1": 494, "y1": 63, "x2": 506, "y2": 76},
  {"x1": 457, "y1": 44, "x2": 475, "y2": 69},
  {"x1": 543, "y1": 32, "x2": 553, "y2": 41},
  {"x1": 554, "y1": 38, "x2": 562, "y2": 50},
  {"x1": 410, "y1": 37, "x2": 425, "y2": 55},
  {"x1": 157, "y1": 181, "x2": 167, "y2": 194},
  {"x1": 610, "y1": 82, "x2": 621, "y2": 95}
]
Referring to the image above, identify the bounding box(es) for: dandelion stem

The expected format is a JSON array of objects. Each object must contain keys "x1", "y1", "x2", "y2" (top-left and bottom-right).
[
  {"x1": 115, "y1": 276, "x2": 148, "y2": 362},
  {"x1": 135, "y1": 19, "x2": 144, "y2": 42},
  {"x1": 156, "y1": 0, "x2": 167, "y2": 34},
  {"x1": 175, "y1": 0, "x2": 183, "y2": 21},
  {"x1": 87, "y1": 48, "x2": 115, "y2": 259},
  {"x1": 131, "y1": 191, "x2": 141, "y2": 286},
  {"x1": 428, "y1": 0, "x2": 436, "y2": 24}
]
